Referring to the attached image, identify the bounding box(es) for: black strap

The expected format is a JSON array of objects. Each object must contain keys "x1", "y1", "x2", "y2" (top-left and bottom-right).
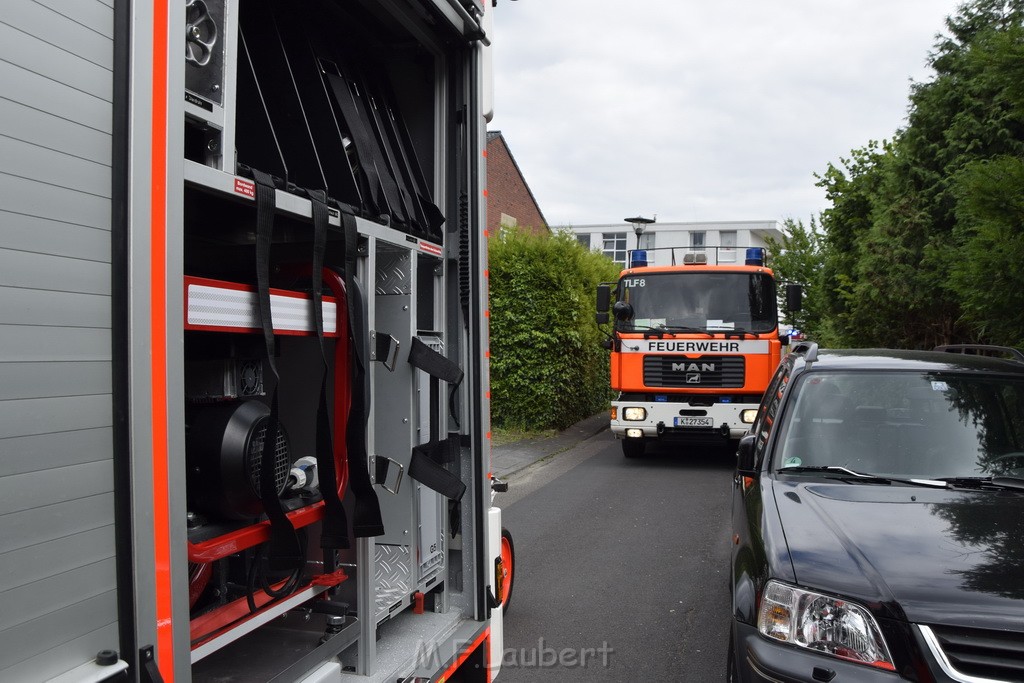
[
  {"x1": 407, "y1": 337, "x2": 466, "y2": 501},
  {"x1": 336, "y1": 213, "x2": 385, "y2": 537},
  {"x1": 252, "y1": 169, "x2": 303, "y2": 571},
  {"x1": 309, "y1": 190, "x2": 351, "y2": 550},
  {"x1": 323, "y1": 71, "x2": 392, "y2": 220}
]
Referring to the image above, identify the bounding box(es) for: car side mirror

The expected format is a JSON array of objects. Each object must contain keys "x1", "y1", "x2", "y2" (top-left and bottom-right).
[
  {"x1": 736, "y1": 434, "x2": 757, "y2": 475},
  {"x1": 785, "y1": 284, "x2": 803, "y2": 313}
]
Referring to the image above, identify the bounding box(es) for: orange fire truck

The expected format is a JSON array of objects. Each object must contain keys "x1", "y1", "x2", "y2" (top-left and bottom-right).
[{"x1": 597, "y1": 247, "x2": 800, "y2": 458}]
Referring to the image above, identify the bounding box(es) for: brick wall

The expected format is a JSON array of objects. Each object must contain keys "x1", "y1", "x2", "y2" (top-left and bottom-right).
[{"x1": 486, "y1": 133, "x2": 548, "y2": 236}]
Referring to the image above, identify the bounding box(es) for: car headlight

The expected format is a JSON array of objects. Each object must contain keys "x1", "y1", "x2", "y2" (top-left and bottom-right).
[
  {"x1": 623, "y1": 407, "x2": 646, "y2": 421},
  {"x1": 757, "y1": 580, "x2": 895, "y2": 671}
]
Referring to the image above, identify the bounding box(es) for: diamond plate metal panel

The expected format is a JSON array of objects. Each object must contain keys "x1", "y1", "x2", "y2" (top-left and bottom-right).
[
  {"x1": 375, "y1": 544, "x2": 412, "y2": 618},
  {"x1": 375, "y1": 249, "x2": 412, "y2": 295}
]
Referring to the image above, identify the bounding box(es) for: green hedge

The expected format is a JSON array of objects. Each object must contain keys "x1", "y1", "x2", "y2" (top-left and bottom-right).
[{"x1": 488, "y1": 229, "x2": 621, "y2": 430}]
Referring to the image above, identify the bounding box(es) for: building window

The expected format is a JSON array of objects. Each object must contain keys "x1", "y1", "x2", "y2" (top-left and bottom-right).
[
  {"x1": 576, "y1": 234, "x2": 591, "y2": 249},
  {"x1": 691, "y1": 231, "x2": 706, "y2": 252},
  {"x1": 638, "y1": 232, "x2": 656, "y2": 251},
  {"x1": 602, "y1": 232, "x2": 627, "y2": 264},
  {"x1": 720, "y1": 230, "x2": 737, "y2": 263}
]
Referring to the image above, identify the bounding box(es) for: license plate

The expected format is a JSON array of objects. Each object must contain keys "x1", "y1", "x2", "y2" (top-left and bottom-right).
[{"x1": 674, "y1": 417, "x2": 713, "y2": 428}]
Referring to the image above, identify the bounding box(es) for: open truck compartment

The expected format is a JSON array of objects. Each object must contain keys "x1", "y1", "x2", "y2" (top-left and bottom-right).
[{"x1": 0, "y1": 0, "x2": 500, "y2": 681}]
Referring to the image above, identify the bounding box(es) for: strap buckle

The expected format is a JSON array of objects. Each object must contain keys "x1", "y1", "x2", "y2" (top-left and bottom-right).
[{"x1": 373, "y1": 455, "x2": 404, "y2": 495}]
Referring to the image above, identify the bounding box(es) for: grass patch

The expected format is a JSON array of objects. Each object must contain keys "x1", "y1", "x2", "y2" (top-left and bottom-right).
[{"x1": 491, "y1": 426, "x2": 557, "y2": 447}]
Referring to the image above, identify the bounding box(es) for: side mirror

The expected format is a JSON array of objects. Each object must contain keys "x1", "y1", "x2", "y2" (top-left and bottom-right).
[
  {"x1": 778, "y1": 334, "x2": 790, "y2": 346},
  {"x1": 612, "y1": 300, "x2": 634, "y2": 322},
  {"x1": 736, "y1": 434, "x2": 757, "y2": 475},
  {"x1": 596, "y1": 284, "x2": 611, "y2": 313},
  {"x1": 785, "y1": 284, "x2": 803, "y2": 313}
]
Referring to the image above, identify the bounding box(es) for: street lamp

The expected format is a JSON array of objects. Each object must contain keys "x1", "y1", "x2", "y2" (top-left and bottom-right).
[{"x1": 624, "y1": 215, "x2": 655, "y2": 250}]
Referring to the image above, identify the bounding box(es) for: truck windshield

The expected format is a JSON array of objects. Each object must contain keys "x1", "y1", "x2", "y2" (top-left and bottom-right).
[{"x1": 616, "y1": 272, "x2": 777, "y2": 334}]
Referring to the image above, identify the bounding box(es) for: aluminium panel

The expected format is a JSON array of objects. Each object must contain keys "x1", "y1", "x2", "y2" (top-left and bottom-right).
[
  {"x1": 30, "y1": 0, "x2": 113, "y2": 35},
  {"x1": 0, "y1": 361, "x2": 111, "y2": 401},
  {"x1": 0, "y1": 288, "x2": 111, "y2": 328},
  {"x1": 0, "y1": 428, "x2": 112, "y2": 477},
  {"x1": 0, "y1": 135, "x2": 111, "y2": 198},
  {"x1": 0, "y1": 61, "x2": 111, "y2": 132},
  {"x1": 0, "y1": 174, "x2": 111, "y2": 231},
  {"x1": 0, "y1": 249, "x2": 111, "y2": 295},
  {"x1": 0, "y1": 1, "x2": 118, "y2": 679},
  {"x1": 0, "y1": 211, "x2": 111, "y2": 262},
  {"x1": 0, "y1": 325, "x2": 111, "y2": 362},
  {"x1": 0, "y1": 21, "x2": 112, "y2": 101},
  {"x1": 6, "y1": 0, "x2": 113, "y2": 69},
  {"x1": 0, "y1": 98, "x2": 112, "y2": 166},
  {"x1": 0, "y1": 591, "x2": 117, "y2": 679}
]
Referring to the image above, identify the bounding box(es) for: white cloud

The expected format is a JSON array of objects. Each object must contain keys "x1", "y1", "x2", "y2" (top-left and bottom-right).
[{"x1": 489, "y1": 0, "x2": 961, "y2": 227}]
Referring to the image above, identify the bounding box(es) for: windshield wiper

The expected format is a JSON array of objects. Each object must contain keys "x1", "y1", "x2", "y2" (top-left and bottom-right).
[
  {"x1": 779, "y1": 466, "x2": 949, "y2": 488},
  {"x1": 718, "y1": 328, "x2": 753, "y2": 339},
  {"x1": 936, "y1": 476, "x2": 1024, "y2": 491},
  {"x1": 655, "y1": 325, "x2": 713, "y2": 336},
  {"x1": 617, "y1": 324, "x2": 712, "y2": 338}
]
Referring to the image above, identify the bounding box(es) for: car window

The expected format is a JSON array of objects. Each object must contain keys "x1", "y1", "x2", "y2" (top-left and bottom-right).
[
  {"x1": 772, "y1": 371, "x2": 1024, "y2": 479},
  {"x1": 752, "y1": 361, "x2": 791, "y2": 466}
]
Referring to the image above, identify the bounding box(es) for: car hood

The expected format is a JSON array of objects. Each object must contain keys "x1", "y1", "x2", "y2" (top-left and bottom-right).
[{"x1": 772, "y1": 479, "x2": 1024, "y2": 630}]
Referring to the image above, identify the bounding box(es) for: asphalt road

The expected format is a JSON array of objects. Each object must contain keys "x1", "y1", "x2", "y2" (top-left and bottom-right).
[{"x1": 493, "y1": 431, "x2": 736, "y2": 682}]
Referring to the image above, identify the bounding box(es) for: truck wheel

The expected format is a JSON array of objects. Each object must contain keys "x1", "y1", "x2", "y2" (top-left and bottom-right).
[
  {"x1": 622, "y1": 439, "x2": 645, "y2": 458},
  {"x1": 500, "y1": 527, "x2": 515, "y2": 614}
]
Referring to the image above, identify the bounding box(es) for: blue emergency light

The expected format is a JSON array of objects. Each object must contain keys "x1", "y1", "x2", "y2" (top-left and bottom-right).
[
  {"x1": 630, "y1": 250, "x2": 648, "y2": 268},
  {"x1": 745, "y1": 247, "x2": 765, "y2": 267}
]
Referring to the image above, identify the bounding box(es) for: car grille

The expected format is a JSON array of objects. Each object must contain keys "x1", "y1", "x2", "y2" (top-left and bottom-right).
[
  {"x1": 921, "y1": 624, "x2": 1024, "y2": 682},
  {"x1": 642, "y1": 355, "x2": 745, "y2": 388}
]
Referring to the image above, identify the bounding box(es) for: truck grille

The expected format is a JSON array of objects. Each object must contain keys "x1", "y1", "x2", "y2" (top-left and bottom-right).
[
  {"x1": 922, "y1": 624, "x2": 1024, "y2": 682},
  {"x1": 643, "y1": 355, "x2": 745, "y2": 388}
]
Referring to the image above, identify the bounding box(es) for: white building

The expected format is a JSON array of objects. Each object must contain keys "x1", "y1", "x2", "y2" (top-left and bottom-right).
[{"x1": 568, "y1": 219, "x2": 784, "y2": 267}]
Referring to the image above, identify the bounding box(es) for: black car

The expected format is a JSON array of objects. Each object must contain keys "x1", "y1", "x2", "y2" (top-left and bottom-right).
[{"x1": 729, "y1": 343, "x2": 1024, "y2": 683}]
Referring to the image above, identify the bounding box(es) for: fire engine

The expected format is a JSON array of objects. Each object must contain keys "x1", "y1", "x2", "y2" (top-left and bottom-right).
[
  {"x1": 597, "y1": 247, "x2": 800, "y2": 458},
  {"x1": 0, "y1": 0, "x2": 511, "y2": 680}
]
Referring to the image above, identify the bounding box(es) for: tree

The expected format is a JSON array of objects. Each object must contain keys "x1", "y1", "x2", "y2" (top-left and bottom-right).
[
  {"x1": 810, "y1": 0, "x2": 1024, "y2": 349},
  {"x1": 488, "y1": 228, "x2": 620, "y2": 430},
  {"x1": 764, "y1": 218, "x2": 827, "y2": 340}
]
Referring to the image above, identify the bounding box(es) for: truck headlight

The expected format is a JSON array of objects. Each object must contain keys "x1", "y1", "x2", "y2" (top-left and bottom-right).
[
  {"x1": 757, "y1": 580, "x2": 895, "y2": 671},
  {"x1": 623, "y1": 407, "x2": 646, "y2": 421},
  {"x1": 740, "y1": 409, "x2": 758, "y2": 424}
]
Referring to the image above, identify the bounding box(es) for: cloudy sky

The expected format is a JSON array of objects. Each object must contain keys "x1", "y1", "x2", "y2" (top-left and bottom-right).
[{"x1": 488, "y1": 0, "x2": 965, "y2": 228}]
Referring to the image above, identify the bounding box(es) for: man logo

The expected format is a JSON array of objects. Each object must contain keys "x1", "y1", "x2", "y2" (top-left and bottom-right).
[
  {"x1": 672, "y1": 362, "x2": 716, "y2": 373},
  {"x1": 686, "y1": 373, "x2": 701, "y2": 384}
]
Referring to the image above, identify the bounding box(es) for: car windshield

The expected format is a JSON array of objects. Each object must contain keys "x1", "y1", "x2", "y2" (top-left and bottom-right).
[
  {"x1": 616, "y1": 271, "x2": 777, "y2": 334},
  {"x1": 773, "y1": 371, "x2": 1024, "y2": 480}
]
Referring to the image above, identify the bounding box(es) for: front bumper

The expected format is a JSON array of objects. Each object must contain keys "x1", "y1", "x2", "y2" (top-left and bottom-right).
[
  {"x1": 731, "y1": 620, "x2": 902, "y2": 683},
  {"x1": 611, "y1": 399, "x2": 753, "y2": 441}
]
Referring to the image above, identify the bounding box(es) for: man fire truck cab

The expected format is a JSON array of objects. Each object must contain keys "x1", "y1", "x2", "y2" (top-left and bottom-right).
[{"x1": 597, "y1": 247, "x2": 800, "y2": 458}]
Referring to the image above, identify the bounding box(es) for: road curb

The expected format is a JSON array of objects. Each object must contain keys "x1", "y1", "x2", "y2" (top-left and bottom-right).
[{"x1": 491, "y1": 412, "x2": 608, "y2": 478}]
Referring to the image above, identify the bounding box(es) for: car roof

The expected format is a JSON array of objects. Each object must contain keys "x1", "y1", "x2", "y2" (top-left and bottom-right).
[{"x1": 792, "y1": 348, "x2": 1024, "y2": 375}]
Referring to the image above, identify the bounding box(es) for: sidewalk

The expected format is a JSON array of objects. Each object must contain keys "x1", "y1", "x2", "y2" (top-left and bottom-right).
[{"x1": 491, "y1": 412, "x2": 608, "y2": 478}]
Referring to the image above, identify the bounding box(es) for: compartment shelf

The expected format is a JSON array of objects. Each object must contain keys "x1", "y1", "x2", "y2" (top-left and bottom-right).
[{"x1": 183, "y1": 160, "x2": 445, "y2": 257}]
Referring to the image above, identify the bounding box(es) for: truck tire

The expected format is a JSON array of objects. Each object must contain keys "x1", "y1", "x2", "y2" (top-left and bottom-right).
[
  {"x1": 622, "y1": 439, "x2": 645, "y2": 458},
  {"x1": 500, "y1": 527, "x2": 515, "y2": 614}
]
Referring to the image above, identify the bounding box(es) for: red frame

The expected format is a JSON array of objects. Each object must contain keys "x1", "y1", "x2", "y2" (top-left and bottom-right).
[{"x1": 186, "y1": 268, "x2": 352, "y2": 642}]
